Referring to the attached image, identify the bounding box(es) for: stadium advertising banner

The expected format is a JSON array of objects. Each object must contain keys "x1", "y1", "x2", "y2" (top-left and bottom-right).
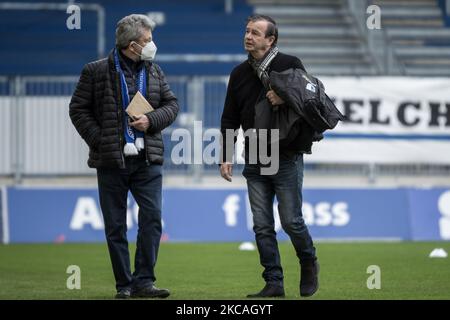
[
  {"x1": 308, "y1": 77, "x2": 450, "y2": 164},
  {"x1": 2, "y1": 186, "x2": 449, "y2": 243}
]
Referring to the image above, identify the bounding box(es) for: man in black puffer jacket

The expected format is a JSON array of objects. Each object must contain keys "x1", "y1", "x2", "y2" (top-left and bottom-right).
[{"x1": 69, "y1": 14, "x2": 178, "y2": 299}]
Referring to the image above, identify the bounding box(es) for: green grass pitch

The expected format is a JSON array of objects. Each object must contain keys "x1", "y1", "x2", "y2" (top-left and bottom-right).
[{"x1": 0, "y1": 242, "x2": 449, "y2": 299}]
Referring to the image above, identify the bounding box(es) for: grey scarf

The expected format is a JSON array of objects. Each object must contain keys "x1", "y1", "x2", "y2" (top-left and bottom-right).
[{"x1": 248, "y1": 46, "x2": 279, "y2": 90}]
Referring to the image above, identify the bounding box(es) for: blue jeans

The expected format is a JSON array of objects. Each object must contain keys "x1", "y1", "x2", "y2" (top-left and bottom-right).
[
  {"x1": 97, "y1": 156, "x2": 162, "y2": 291},
  {"x1": 242, "y1": 154, "x2": 316, "y2": 286}
]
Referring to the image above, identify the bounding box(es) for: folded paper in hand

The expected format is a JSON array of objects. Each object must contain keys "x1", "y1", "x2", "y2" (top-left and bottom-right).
[{"x1": 126, "y1": 91, "x2": 154, "y2": 119}]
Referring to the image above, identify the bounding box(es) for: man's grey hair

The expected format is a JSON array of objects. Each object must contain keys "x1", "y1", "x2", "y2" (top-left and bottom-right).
[{"x1": 115, "y1": 14, "x2": 155, "y2": 49}]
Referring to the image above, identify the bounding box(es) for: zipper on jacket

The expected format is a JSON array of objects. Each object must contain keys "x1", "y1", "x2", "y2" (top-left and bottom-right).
[
  {"x1": 117, "y1": 109, "x2": 126, "y2": 168},
  {"x1": 145, "y1": 135, "x2": 150, "y2": 167},
  {"x1": 143, "y1": 110, "x2": 150, "y2": 165},
  {"x1": 115, "y1": 73, "x2": 126, "y2": 169},
  {"x1": 144, "y1": 67, "x2": 150, "y2": 167}
]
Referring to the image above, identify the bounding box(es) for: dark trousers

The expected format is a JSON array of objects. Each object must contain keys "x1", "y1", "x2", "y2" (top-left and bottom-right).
[
  {"x1": 97, "y1": 156, "x2": 162, "y2": 291},
  {"x1": 243, "y1": 154, "x2": 316, "y2": 287}
]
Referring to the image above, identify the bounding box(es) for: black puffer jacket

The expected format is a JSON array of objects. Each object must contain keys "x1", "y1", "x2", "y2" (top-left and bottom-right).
[{"x1": 69, "y1": 50, "x2": 179, "y2": 168}]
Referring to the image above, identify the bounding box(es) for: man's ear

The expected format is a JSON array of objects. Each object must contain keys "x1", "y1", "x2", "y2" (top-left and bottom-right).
[
  {"x1": 128, "y1": 41, "x2": 140, "y2": 56},
  {"x1": 267, "y1": 36, "x2": 275, "y2": 47}
]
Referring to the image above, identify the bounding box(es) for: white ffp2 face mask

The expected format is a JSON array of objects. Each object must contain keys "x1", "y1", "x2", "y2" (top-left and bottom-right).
[{"x1": 134, "y1": 41, "x2": 157, "y2": 61}]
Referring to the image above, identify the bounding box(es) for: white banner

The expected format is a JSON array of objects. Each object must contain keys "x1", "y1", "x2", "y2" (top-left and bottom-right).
[
  {"x1": 325, "y1": 77, "x2": 450, "y2": 136},
  {"x1": 306, "y1": 77, "x2": 450, "y2": 164}
]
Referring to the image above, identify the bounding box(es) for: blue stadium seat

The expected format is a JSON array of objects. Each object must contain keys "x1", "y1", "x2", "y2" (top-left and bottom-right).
[{"x1": 0, "y1": 0, "x2": 252, "y2": 76}]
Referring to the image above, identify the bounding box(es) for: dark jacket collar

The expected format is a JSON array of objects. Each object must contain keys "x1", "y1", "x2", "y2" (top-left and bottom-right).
[
  {"x1": 118, "y1": 49, "x2": 144, "y2": 74},
  {"x1": 107, "y1": 48, "x2": 149, "y2": 74}
]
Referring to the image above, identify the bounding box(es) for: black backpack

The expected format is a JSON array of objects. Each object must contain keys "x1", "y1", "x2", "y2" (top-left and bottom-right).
[
  {"x1": 269, "y1": 68, "x2": 345, "y2": 135},
  {"x1": 300, "y1": 72, "x2": 345, "y2": 133}
]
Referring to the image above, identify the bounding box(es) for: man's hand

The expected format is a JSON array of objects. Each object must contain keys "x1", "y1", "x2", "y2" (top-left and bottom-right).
[
  {"x1": 266, "y1": 90, "x2": 284, "y2": 106},
  {"x1": 130, "y1": 114, "x2": 150, "y2": 132},
  {"x1": 220, "y1": 162, "x2": 233, "y2": 182}
]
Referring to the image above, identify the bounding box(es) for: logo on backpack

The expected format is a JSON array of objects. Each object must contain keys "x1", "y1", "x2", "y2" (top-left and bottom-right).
[{"x1": 306, "y1": 83, "x2": 316, "y2": 93}]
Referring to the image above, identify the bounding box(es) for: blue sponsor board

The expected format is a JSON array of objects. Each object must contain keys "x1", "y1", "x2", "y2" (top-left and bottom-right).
[
  {"x1": 7, "y1": 188, "x2": 103, "y2": 243},
  {"x1": 408, "y1": 188, "x2": 450, "y2": 241},
  {"x1": 0, "y1": 187, "x2": 3, "y2": 243},
  {"x1": 3, "y1": 186, "x2": 450, "y2": 243}
]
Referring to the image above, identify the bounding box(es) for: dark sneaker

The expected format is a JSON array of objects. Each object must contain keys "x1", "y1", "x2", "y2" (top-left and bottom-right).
[
  {"x1": 300, "y1": 260, "x2": 320, "y2": 297},
  {"x1": 115, "y1": 288, "x2": 131, "y2": 299},
  {"x1": 247, "y1": 284, "x2": 285, "y2": 298},
  {"x1": 131, "y1": 285, "x2": 170, "y2": 299}
]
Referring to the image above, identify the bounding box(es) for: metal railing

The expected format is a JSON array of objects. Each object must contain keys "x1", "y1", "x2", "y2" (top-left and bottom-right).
[
  {"x1": 0, "y1": 2, "x2": 105, "y2": 59},
  {"x1": 346, "y1": 0, "x2": 405, "y2": 75},
  {"x1": 1, "y1": 75, "x2": 450, "y2": 184},
  {"x1": 0, "y1": 75, "x2": 229, "y2": 182}
]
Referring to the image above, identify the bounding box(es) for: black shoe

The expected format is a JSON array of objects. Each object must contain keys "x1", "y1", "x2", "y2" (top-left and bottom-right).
[
  {"x1": 247, "y1": 284, "x2": 285, "y2": 298},
  {"x1": 300, "y1": 259, "x2": 320, "y2": 297},
  {"x1": 131, "y1": 285, "x2": 170, "y2": 299},
  {"x1": 115, "y1": 288, "x2": 131, "y2": 299}
]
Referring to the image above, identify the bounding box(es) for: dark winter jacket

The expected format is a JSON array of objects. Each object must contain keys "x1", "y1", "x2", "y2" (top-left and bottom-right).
[
  {"x1": 254, "y1": 68, "x2": 344, "y2": 147},
  {"x1": 69, "y1": 49, "x2": 179, "y2": 168},
  {"x1": 221, "y1": 52, "x2": 316, "y2": 162},
  {"x1": 269, "y1": 68, "x2": 344, "y2": 136}
]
